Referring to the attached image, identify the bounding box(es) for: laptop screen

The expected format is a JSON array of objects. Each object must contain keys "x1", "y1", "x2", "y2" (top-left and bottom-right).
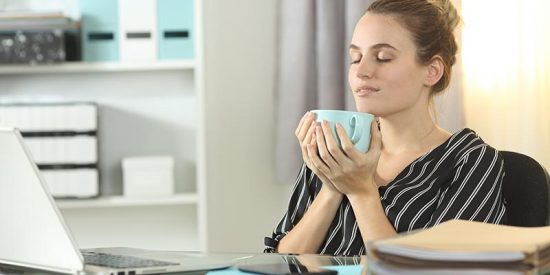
[{"x1": 0, "y1": 128, "x2": 83, "y2": 273}]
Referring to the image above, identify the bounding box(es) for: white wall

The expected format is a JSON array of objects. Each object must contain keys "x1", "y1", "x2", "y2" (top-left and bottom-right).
[{"x1": 202, "y1": 0, "x2": 291, "y2": 252}]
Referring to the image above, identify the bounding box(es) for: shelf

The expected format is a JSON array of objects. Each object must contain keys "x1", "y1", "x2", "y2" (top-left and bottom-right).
[
  {"x1": 0, "y1": 60, "x2": 195, "y2": 75},
  {"x1": 55, "y1": 193, "x2": 198, "y2": 209}
]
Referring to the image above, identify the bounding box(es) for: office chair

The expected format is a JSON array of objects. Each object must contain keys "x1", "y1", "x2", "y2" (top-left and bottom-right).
[{"x1": 500, "y1": 151, "x2": 550, "y2": 227}]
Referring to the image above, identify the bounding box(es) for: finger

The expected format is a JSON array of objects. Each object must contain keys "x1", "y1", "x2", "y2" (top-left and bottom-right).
[
  {"x1": 368, "y1": 119, "x2": 383, "y2": 156},
  {"x1": 300, "y1": 121, "x2": 317, "y2": 164},
  {"x1": 296, "y1": 112, "x2": 315, "y2": 141},
  {"x1": 294, "y1": 112, "x2": 309, "y2": 137},
  {"x1": 304, "y1": 120, "x2": 317, "y2": 144},
  {"x1": 336, "y1": 122, "x2": 362, "y2": 160},
  {"x1": 316, "y1": 125, "x2": 340, "y2": 168},
  {"x1": 321, "y1": 121, "x2": 346, "y2": 163},
  {"x1": 307, "y1": 144, "x2": 331, "y2": 175},
  {"x1": 310, "y1": 132, "x2": 318, "y2": 154}
]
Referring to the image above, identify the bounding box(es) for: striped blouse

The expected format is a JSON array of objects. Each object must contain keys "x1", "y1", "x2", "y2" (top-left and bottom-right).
[{"x1": 265, "y1": 128, "x2": 507, "y2": 255}]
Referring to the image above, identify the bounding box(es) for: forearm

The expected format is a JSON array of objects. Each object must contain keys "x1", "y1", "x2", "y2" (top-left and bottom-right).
[
  {"x1": 277, "y1": 188, "x2": 343, "y2": 254},
  {"x1": 347, "y1": 194, "x2": 397, "y2": 246}
]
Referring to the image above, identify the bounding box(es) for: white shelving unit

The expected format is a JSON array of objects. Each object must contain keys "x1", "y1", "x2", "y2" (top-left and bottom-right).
[
  {"x1": 0, "y1": 60, "x2": 196, "y2": 74},
  {"x1": 56, "y1": 193, "x2": 199, "y2": 209},
  {"x1": 1, "y1": 0, "x2": 286, "y2": 253},
  {"x1": 0, "y1": 0, "x2": 205, "y2": 252},
  {"x1": 0, "y1": 65, "x2": 204, "y2": 251}
]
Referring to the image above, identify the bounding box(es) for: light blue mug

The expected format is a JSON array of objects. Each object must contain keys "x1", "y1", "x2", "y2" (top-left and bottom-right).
[{"x1": 311, "y1": 110, "x2": 375, "y2": 153}]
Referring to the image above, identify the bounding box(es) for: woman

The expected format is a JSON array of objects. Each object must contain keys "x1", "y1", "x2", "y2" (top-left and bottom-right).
[{"x1": 265, "y1": 0, "x2": 507, "y2": 256}]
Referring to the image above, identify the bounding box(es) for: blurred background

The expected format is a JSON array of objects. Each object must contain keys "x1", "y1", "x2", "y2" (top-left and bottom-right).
[{"x1": 0, "y1": 0, "x2": 547, "y2": 253}]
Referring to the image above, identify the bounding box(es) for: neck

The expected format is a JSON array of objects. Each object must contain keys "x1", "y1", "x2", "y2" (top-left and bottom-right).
[{"x1": 379, "y1": 105, "x2": 447, "y2": 155}]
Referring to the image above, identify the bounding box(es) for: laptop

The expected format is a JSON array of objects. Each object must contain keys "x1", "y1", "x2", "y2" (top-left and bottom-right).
[{"x1": 0, "y1": 127, "x2": 250, "y2": 274}]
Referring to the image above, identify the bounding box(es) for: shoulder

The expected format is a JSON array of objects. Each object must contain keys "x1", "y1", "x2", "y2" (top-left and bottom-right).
[{"x1": 450, "y1": 128, "x2": 502, "y2": 167}]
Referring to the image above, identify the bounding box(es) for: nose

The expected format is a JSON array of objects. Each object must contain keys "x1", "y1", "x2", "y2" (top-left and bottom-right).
[{"x1": 355, "y1": 58, "x2": 374, "y2": 79}]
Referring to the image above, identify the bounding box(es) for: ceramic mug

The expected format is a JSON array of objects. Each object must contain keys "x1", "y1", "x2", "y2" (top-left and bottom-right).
[{"x1": 311, "y1": 110, "x2": 375, "y2": 153}]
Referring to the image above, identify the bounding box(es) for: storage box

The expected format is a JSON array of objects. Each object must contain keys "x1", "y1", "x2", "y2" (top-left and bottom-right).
[
  {"x1": 0, "y1": 102, "x2": 99, "y2": 199},
  {"x1": 41, "y1": 168, "x2": 99, "y2": 198},
  {"x1": 23, "y1": 135, "x2": 98, "y2": 165},
  {"x1": 0, "y1": 30, "x2": 66, "y2": 64},
  {"x1": 122, "y1": 156, "x2": 174, "y2": 197},
  {"x1": 157, "y1": 0, "x2": 194, "y2": 60},
  {"x1": 80, "y1": 0, "x2": 119, "y2": 61},
  {"x1": 118, "y1": 0, "x2": 157, "y2": 61}
]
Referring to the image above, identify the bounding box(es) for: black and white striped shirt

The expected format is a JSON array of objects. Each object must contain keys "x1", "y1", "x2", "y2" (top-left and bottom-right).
[{"x1": 265, "y1": 128, "x2": 507, "y2": 255}]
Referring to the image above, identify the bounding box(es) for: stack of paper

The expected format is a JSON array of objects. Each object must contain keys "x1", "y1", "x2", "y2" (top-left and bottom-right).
[{"x1": 369, "y1": 220, "x2": 550, "y2": 273}]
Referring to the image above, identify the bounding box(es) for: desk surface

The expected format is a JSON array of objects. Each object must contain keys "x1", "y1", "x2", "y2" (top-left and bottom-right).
[
  {"x1": 1, "y1": 252, "x2": 546, "y2": 275},
  {"x1": 0, "y1": 253, "x2": 365, "y2": 275}
]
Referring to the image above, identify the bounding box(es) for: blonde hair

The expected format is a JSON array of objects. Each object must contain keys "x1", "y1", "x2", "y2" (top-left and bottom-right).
[{"x1": 367, "y1": 0, "x2": 461, "y2": 95}]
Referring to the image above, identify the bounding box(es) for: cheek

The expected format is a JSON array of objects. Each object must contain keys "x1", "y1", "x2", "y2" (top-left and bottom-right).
[
  {"x1": 348, "y1": 67, "x2": 356, "y2": 87},
  {"x1": 383, "y1": 66, "x2": 423, "y2": 92}
]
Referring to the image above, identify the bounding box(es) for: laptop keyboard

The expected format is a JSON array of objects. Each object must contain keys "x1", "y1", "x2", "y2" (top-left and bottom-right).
[{"x1": 82, "y1": 251, "x2": 179, "y2": 269}]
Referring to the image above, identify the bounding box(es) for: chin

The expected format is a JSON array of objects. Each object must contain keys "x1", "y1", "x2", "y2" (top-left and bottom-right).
[{"x1": 355, "y1": 105, "x2": 378, "y2": 116}]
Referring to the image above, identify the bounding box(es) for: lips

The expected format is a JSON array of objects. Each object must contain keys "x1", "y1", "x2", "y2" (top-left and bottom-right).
[{"x1": 355, "y1": 85, "x2": 380, "y2": 96}]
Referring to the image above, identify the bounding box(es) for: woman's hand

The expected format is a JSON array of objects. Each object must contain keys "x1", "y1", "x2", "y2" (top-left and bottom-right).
[
  {"x1": 306, "y1": 119, "x2": 382, "y2": 198},
  {"x1": 295, "y1": 112, "x2": 317, "y2": 169},
  {"x1": 295, "y1": 112, "x2": 342, "y2": 195}
]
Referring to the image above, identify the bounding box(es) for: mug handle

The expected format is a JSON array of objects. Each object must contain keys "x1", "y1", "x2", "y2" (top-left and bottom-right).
[{"x1": 349, "y1": 115, "x2": 363, "y2": 144}]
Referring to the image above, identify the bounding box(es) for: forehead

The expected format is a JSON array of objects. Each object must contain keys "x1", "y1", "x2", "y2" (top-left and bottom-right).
[{"x1": 351, "y1": 13, "x2": 416, "y2": 52}]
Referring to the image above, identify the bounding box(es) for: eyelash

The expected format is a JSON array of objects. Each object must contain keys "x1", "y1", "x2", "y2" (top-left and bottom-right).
[
  {"x1": 376, "y1": 57, "x2": 391, "y2": 63},
  {"x1": 350, "y1": 57, "x2": 392, "y2": 64}
]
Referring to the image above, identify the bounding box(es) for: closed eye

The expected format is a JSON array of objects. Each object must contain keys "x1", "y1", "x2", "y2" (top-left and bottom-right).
[{"x1": 376, "y1": 57, "x2": 392, "y2": 63}]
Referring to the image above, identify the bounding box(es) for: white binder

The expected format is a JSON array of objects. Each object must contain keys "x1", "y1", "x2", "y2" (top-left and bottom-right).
[
  {"x1": 0, "y1": 104, "x2": 97, "y2": 132},
  {"x1": 23, "y1": 136, "x2": 98, "y2": 165},
  {"x1": 41, "y1": 169, "x2": 99, "y2": 198},
  {"x1": 118, "y1": 0, "x2": 157, "y2": 61}
]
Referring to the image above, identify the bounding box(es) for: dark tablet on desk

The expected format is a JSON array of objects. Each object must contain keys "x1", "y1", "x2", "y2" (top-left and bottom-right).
[{"x1": 238, "y1": 263, "x2": 337, "y2": 275}]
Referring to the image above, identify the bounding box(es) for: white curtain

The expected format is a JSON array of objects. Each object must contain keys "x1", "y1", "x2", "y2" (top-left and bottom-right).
[{"x1": 462, "y1": 0, "x2": 550, "y2": 169}]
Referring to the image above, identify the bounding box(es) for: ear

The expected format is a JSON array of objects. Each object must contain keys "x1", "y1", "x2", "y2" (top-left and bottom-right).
[{"x1": 424, "y1": 56, "x2": 444, "y2": 87}]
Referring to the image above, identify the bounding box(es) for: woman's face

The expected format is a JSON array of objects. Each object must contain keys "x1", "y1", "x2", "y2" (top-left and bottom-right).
[{"x1": 348, "y1": 13, "x2": 431, "y2": 116}]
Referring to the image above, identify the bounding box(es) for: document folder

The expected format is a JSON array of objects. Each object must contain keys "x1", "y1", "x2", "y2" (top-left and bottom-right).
[
  {"x1": 80, "y1": 0, "x2": 119, "y2": 61},
  {"x1": 157, "y1": 0, "x2": 195, "y2": 60},
  {"x1": 118, "y1": 0, "x2": 157, "y2": 61},
  {"x1": 370, "y1": 220, "x2": 550, "y2": 268}
]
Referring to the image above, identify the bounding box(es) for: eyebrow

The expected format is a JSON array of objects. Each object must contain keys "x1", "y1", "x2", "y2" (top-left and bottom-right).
[{"x1": 349, "y1": 43, "x2": 398, "y2": 51}]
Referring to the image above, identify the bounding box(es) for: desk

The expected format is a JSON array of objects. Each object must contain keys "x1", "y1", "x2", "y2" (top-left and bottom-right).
[
  {"x1": 207, "y1": 253, "x2": 365, "y2": 275},
  {"x1": 0, "y1": 253, "x2": 366, "y2": 275},
  {"x1": 2, "y1": 252, "x2": 547, "y2": 275}
]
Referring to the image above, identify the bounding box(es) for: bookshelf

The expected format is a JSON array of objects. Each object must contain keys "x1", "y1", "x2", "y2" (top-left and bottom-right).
[
  {"x1": 56, "y1": 193, "x2": 199, "y2": 209},
  {"x1": 1, "y1": 0, "x2": 286, "y2": 253},
  {"x1": 0, "y1": 60, "x2": 195, "y2": 74},
  {"x1": 0, "y1": 1, "x2": 205, "y2": 252}
]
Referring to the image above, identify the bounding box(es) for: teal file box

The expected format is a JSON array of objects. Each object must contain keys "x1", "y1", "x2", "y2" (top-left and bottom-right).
[
  {"x1": 157, "y1": 0, "x2": 195, "y2": 60},
  {"x1": 80, "y1": 0, "x2": 119, "y2": 61}
]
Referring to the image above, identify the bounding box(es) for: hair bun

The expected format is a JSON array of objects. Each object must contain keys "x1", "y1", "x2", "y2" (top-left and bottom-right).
[{"x1": 428, "y1": 0, "x2": 460, "y2": 31}]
